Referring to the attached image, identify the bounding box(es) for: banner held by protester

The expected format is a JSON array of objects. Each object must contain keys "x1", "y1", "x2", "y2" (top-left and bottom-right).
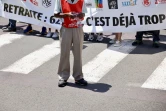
[{"x1": 0, "y1": 0, "x2": 166, "y2": 33}]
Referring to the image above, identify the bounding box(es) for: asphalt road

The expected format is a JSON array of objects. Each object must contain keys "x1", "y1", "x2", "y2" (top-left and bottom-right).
[{"x1": 0, "y1": 17, "x2": 166, "y2": 111}]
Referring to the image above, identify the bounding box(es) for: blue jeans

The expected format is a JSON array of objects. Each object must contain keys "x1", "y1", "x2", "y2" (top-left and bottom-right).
[{"x1": 9, "y1": 19, "x2": 16, "y2": 28}]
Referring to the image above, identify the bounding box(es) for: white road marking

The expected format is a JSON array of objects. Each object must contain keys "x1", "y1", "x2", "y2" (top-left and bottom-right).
[
  {"x1": 1, "y1": 41, "x2": 60, "y2": 74},
  {"x1": 0, "y1": 33, "x2": 23, "y2": 48},
  {"x1": 70, "y1": 40, "x2": 136, "y2": 82},
  {"x1": 142, "y1": 58, "x2": 166, "y2": 90}
]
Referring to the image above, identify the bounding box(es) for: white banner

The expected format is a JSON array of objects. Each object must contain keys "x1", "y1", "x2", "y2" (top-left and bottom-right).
[
  {"x1": 0, "y1": 0, "x2": 2, "y2": 16},
  {"x1": 0, "y1": 0, "x2": 166, "y2": 33},
  {"x1": 0, "y1": 0, "x2": 61, "y2": 29}
]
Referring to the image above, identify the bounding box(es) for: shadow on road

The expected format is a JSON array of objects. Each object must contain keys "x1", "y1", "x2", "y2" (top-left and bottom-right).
[
  {"x1": 67, "y1": 82, "x2": 112, "y2": 93},
  {"x1": 130, "y1": 34, "x2": 166, "y2": 55},
  {"x1": 0, "y1": 25, "x2": 27, "y2": 31}
]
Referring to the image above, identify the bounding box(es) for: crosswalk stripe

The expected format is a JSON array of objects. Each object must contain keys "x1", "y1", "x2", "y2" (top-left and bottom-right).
[
  {"x1": 82, "y1": 40, "x2": 136, "y2": 82},
  {"x1": 1, "y1": 41, "x2": 60, "y2": 74},
  {"x1": 70, "y1": 40, "x2": 136, "y2": 82},
  {"x1": 0, "y1": 33, "x2": 23, "y2": 48},
  {"x1": 141, "y1": 57, "x2": 166, "y2": 90}
]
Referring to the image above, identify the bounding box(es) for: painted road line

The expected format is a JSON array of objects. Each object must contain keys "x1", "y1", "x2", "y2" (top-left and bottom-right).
[
  {"x1": 0, "y1": 33, "x2": 23, "y2": 48},
  {"x1": 141, "y1": 58, "x2": 166, "y2": 90},
  {"x1": 70, "y1": 40, "x2": 136, "y2": 82},
  {"x1": 1, "y1": 41, "x2": 60, "y2": 74}
]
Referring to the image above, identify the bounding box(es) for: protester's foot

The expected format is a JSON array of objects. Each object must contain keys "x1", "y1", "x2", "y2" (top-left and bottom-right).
[
  {"x1": 153, "y1": 41, "x2": 159, "y2": 48},
  {"x1": 132, "y1": 40, "x2": 143, "y2": 46},
  {"x1": 88, "y1": 34, "x2": 94, "y2": 41},
  {"x1": 52, "y1": 32, "x2": 59, "y2": 38},
  {"x1": 96, "y1": 35, "x2": 104, "y2": 42},
  {"x1": 24, "y1": 25, "x2": 33, "y2": 34},
  {"x1": 114, "y1": 41, "x2": 121, "y2": 47},
  {"x1": 2, "y1": 23, "x2": 10, "y2": 30},
  {"x1": 75, "y1": 78, "x2": 88, "y2": 86},
  {"x1": 41, "y1": 27, "x2": 47, "y2": 35},
  {"x1": 109, "y1": 38, "x2": 116, "y2": 44},
  {"x1": 46, "y1": 31, "x2": 52, "y2": 37},
  {"x1": 58, "y1": 80, "x2": 68, "y2": 87},
  {"x1": 3, "y1": 27, "x2": 16, "y2": 32}
]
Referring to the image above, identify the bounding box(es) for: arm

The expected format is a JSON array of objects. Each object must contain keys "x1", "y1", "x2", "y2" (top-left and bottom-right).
[
  {"x1": 54, "y1": 12, "x2": 80, "y2": 19},
  {"x1": 76, "y1": 1, "x2": 87, "y2": 19},
  {"x1": 54, "y1": 12, "x2": 72, "y2": 18},
  {"x1": 54, "y1": 0, "x2": 73, "y2": 18}
]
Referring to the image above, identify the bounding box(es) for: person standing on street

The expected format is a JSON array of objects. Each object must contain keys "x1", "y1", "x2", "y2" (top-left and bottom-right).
[
  {"x1": 54, "y1": 0, "x2": 88, "y2": 87},
  {"x1": 109, "y1": 33, "x2": 122, "y2": 47},
  {"x1": 2, "y1": 19, "x2": 17, "y2": 32},
  {"x1": 24, "y1": 24, "x2": 47, "y2": 35},
  {"x1": 46, "y1": 28, "x2": 59, "y2": 38},
  {"x1": 132, "y1": 30, "x2": 160, "y2": 48}
]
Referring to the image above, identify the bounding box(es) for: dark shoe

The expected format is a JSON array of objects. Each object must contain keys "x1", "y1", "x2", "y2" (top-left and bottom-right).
[
  {"x1": 24, "y1": 25, "x2": 33, "y2": 34},
  {"x1": 132, "y1": 40, "x2": 143, "y2": 46},
  {"x1": 153, "y1": 41, "x2": 159, "y2": 48},
  {"x1": 41, "y1": 27, "x2": 47, "y2": 35},
  {"x1": 75, "y1": 78, "x2": 88, "y2": 86},
  {"x1": 58, "y1": 80, "x2": 68, "y2": 87},
  {"x1": 2, "y1": 23, "x2": 10, "y2": 30},
  {"x1": 3, "y1": 27, "x2": 16, "y2": 32}
]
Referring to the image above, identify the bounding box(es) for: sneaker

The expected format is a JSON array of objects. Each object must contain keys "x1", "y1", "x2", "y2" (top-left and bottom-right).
[
  {"x1": 52, "y1": 32, "x2": 59, "y2": 38},
  {"x1": 2, "y1": 23, "x2": 10, "y2": 30},
  {"x1": 143, "y1": 34, "x2": 152, "y2": 38},
  {"x1": 46, "y1": 31, "x2": 52, "y2": 38},
  {"x1": 58, "y1": 80, "x2": 68, "y2": 87},
  {"x1": 75, "y1": 78, "x2": 88, "y2": 86},
  {"x1": 109, "y1": 38, "x2": 116, "y2": 44},
  {"x1": 24, "y1": 25, "x2": 33, "y2": 34},
  {"x1": 41, "y1": 27, "x2": 47, "y2": 35},
  {"x1": 88, "y1": 34, "x2": 94, "y2": 41},
  {"x1": 3, "y1": 27, "x2": 16, "y2": 32},
  {"x1": 153, "y1": 41, "x2": 159, "y2": 48},
  {"x1": 96, "y1": 35, "x2": 104, "y2": 42},
  {"x1": 114, "y1": 41, "x2": 121, "y2": 47},
  {"x1": 132, "y1": 40, "x2": 143, "y2": 46}
]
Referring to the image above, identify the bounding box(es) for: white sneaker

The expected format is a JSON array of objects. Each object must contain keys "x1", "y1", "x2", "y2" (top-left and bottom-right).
[
  {"x1": 46, "y1": 31, "x2": 52, "y2": 38},
  {"x1": 114, "y1": 41, "x2": 121, "y2": 47},
  {"x1": 52, "y1": 32, "x2": 59, "y2": 38},
  {"x1": 143, "y1": 34, "x2": 152, "y2": 37},
  {"x1": 96, "y1": 35, "x2": 103, "y2": 41},
  {"x1": 88, "y1": 34, "x2": 94, "y2": 41},
  {"x1": 109, "y1": 38, "x2": 116, "y2": 44}
]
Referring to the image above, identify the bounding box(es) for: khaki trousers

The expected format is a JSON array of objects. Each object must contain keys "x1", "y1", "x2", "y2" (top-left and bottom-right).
[{"x1": 58, "y1": 26, "x2": 84, "y2": 80}]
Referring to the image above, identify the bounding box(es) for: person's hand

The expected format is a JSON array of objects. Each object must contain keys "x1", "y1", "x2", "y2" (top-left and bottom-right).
[
  {"x1": 77, "y1": 13, "x2": 85, "y2": 19},
  {"x1": 54, "y1": 12, "x2": 76, "y2": 19}
]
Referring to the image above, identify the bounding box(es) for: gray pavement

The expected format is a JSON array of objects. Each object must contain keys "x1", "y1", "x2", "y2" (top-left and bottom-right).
[{"x1": 0, "y1": 17, "x2": 166, "y2": 111}]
